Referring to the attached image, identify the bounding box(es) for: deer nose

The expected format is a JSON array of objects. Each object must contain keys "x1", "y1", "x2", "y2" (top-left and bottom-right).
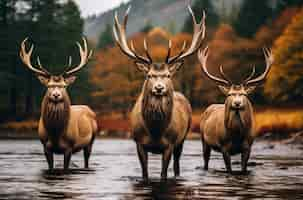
[
  {"x1": 53, "y1": 93, "x2": 60, "y2": 99},
  {"x1": 234, "y1": 101, "x2": 241, "y2": 107},
  {"x1": 155, "y1": 84, "x2": 164, "y2": 92}
]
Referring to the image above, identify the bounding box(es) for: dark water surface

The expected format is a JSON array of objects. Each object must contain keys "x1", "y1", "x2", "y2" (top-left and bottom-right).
[{"x1": 0, "y1": 139, "x2": 302, "y2": 200}]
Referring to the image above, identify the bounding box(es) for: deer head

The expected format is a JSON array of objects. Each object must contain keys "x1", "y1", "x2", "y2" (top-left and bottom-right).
[
  {"x1": 198, "y1": 47, "x2": 273, "y2": 110},
  {"x1": 20, "y1": 37, "x2": 92, "y2": 103},
  {"x1": 113, "y1": 6, "x2": 205, "y2": 97}
]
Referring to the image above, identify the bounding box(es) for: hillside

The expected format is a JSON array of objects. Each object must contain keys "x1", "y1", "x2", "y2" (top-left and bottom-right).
[{"x1": 84, "y1": 0, "x2": 243, "y2": 41}]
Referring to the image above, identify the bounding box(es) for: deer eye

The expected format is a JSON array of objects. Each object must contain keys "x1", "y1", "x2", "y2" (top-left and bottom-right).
[
  {"x1": 166, "y1": 74, "x2": 171, "y2": 78},
  {"x1": 147, "y1": 74, "x2": 152, "y2": 79}
]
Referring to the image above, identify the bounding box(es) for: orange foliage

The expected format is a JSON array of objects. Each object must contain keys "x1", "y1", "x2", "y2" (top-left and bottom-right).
[{"x1": 89, "y1": 7, "x2": 300, "y2": 111}]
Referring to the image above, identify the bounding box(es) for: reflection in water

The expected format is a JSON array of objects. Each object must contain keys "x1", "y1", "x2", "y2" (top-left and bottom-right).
[{"x1": 0, "y1": 139, "x2": 302, "y2": 199}]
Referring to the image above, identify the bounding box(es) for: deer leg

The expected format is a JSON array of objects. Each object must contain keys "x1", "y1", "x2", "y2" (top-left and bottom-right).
[
  {"x1": 222, "y1": 151, "x2": 232, "y2": 173},
  {"x1": 64, "y1": 150, "x2": 72, "y2": 171},
  {"x1": 161, "y1": 145, "x2": 173, "y2": 181},
  {"x1": 173, "y1": 142, "x2": 184, "y2": 177},
  {"x1": 83, "y1": 144, "x2": 92, "y2": 169},
  {"x1": 241, "y1": 145, "x2": 251, "y2": 173},
  {"x1": 136, "y1": 143, "x2": 148, "y2": 182},
  {"x1": 202, "y1": 142, "x2": 211, "y2": 171},
  {"x1": 44, "y1": 147, "x2": 53, "y2": 171}
]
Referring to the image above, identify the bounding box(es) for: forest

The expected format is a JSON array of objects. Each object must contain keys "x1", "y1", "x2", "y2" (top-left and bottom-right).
[{"x1": 1, "y1": 0, "x2": 303, "y2": 137}]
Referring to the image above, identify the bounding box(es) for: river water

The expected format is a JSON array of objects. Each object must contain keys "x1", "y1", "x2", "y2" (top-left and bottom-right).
[{"x1": 0, "y1": 139, "x2": 302, "y2": 199}]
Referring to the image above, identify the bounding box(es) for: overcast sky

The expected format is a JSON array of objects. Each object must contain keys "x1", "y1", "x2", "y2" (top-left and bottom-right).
[{"x1": 74, "y1": 0, "x2": 130, "y2": 17}]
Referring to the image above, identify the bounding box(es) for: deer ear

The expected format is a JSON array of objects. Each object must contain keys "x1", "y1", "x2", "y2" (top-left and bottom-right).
[
  {"x1": 37, "y1": 75, "x2": 49, "y2": 86},
  {"x1": 218, "y1": 85, "x2": 230, "y2": 95},
  {"x1": 169, "y1": 61, "x2": 184, "y2": 75},
  {"x1": 134, "y1": 62, "x2": 149, "y2": 73},
  {"x1": 65, "y1": 76, "x2": 77, "y2": 86},
  {"x1": 245, "y1": 85, "x2": 256, "y2": 94}
]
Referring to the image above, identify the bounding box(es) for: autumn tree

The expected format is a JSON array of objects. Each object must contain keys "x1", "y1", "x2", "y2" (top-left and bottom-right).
[{"x1": 265, "y1": 8, "x2": 303, "y2": 103}]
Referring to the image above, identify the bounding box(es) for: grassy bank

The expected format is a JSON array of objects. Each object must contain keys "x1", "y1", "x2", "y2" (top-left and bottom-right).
[{"x1": 1, "y1": 107, "x2": 303, "y2": 139}]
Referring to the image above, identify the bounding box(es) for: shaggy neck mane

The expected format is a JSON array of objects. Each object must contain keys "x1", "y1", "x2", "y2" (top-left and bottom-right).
[
  {"x1": 224, "y1": 98, "x2": 253, "y2": 133},
  {"x1": 141, "y1": 84, "x2": 173, "y2": 139},
  {"x1": 41, "y1": 94, "x2": 71, "y2": 137}
]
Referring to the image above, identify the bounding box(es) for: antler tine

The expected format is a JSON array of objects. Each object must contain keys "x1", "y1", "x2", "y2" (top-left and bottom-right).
[
  {"x1": 113, "y1": 6, "x2": 151, "y2": 64},
  {"x1": 166, "y1": 41, "x2": 187, "y2": 64},
  {"x1": 68, "y1": 56, "x2": 72, "y2": 67},
  {"x1": 63, "y1": 37, "x2": 92, "y2": 76},
  {"x1": 165, "y1": 40, "x2": 172, "y2": 63},
  {"x1": 129, "y1": 40, "x2": 152, "y2": 63},
  {"x1": 245, "y1": 47, "x2": 274, "y2": 85},
  {"x1": 167, "y1": 6, "x2": 206, "y2": 64},
  {"x1": 143, "y1": 38, "x2": 152, "y2": 63},
  {"x1": 62, "y1": 56, "x2": 73, "y2": 74},
  {"x1": 20, "y1": 38, "x2": 50, "y2": 77},
  {"x1": 36, "y1": 56, "x2": 51, "y2": 75},
  {"x1": 219, "y1": 65, "x2": 232, "y2": 84},
  {"x1": 198, "y1": 46, "x2": 230, "y2": 85},
  {"x1": 243, "y1": 65, "x2": 256, "y2": 84}
]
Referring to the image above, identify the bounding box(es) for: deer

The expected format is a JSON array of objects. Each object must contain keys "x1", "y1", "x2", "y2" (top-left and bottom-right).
[
  {"x1": 113, "y1": 6, "x2": 206, "y2": 181},
  {"x1": 19, "y1": 37, "x2": 98, "y2": 171},
  {"x1": 198, "y1": 47, "x2": 273, "y2": 174}
]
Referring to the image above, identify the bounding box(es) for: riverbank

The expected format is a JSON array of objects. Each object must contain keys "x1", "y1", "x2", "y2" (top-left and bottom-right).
[{"x1": 1, "y1": 107, "x2": 303, "y2": 142}]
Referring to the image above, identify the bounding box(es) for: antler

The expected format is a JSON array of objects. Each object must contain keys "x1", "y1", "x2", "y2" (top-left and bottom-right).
[
  {"x1": 113, "y1": 6, "x2": 152, "y2": 65},
  {"x1": 20, "y1": 38, "x2": 51, "y2": 77},
  {"x1": 63, "y1": 37, "x2": 92, "y2": 76},
  {"x1": 166, "y1": 6, "x2": 206, "y2": 64},
  {"x1": 245, "y1": 47, "x2": 273, "y2": 85},
  {"x1": 198, "y1": 47, "x2": 231, "y2": 85}
]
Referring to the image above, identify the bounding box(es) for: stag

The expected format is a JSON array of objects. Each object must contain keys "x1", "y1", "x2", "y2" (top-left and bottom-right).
[
  {"x1": 198, "y1": 47, "x2": 273, "y2": 173},
  {"x1": 114, "y1": 6, "x2": 205, "y2": 181},
  {"x1": 20, "y1": 38, "x2": 98, "y2": 171}
]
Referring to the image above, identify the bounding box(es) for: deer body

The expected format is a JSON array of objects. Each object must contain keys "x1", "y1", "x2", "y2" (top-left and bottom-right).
[
  {"x1": 20, "y1": 38, "x2": 97, "y2": 171},
  {"x1": 114, "y1": 6, "x2": 205, "y2": 181},
  {"x1": 201, "y1": 102, "x2": 254, "y2": 156},
  {"x1": 131, "y1": 92, "x2": 191, "y2": 153},
  {"x1": 198, "y1": 47, "x2": 273, "y2": 173},
  {"x1": 39, "y1": 103, "x2": 97, "y2": 154}
]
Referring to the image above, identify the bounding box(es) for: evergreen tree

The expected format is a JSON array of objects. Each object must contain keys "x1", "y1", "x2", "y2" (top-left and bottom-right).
[
  {"x1": 141, "y1": 20, "x2": 153, "y2": 33},
  {"x1": 0, "y1": 0, "x2": 86, "y2": 119},
  {"x1": 276, "y1": 0, "x2": 303, "y2": 12},
  {"x1": 182, "y1": 0, "x2": 219, "y2": 33},
  {"x1": 0, "y1": 0, "x2": 19, "y2": 118},
  {"x1": 97, "y1": 23, "x2": 114, "y2": 49},
  {"x1": 233, "y1": 0, "x2": 273, "y2": 38}
]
